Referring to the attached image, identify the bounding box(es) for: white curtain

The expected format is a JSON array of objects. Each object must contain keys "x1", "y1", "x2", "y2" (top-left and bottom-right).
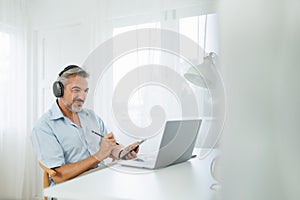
[{"x1": 0, "y1": 0, "x2": 30, "y2": 199}]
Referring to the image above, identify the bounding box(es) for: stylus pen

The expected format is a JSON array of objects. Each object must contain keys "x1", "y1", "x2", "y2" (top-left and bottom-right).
[{"x1": 91, "y1": 130, "x2": 119, "y2": 145}]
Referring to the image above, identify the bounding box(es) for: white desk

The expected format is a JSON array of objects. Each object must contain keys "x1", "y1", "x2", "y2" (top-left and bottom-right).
[{"x1": 44, "y1": 148, "x2": 219, "y2": 200}]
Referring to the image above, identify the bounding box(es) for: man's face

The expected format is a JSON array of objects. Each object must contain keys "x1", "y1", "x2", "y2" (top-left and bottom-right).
[{"x1": 62, "y1": 75, "x2": 89, "y2": 112}]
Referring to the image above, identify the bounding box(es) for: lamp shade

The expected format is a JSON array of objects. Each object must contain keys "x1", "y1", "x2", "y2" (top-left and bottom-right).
[{"x1": 184, "y1": 52, "x2": 217, "y2": 88}]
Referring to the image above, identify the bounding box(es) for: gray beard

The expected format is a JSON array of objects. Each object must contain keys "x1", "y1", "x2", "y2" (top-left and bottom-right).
[{"x1": 61, "y1": 98, "x2": 82, "y2": 113}]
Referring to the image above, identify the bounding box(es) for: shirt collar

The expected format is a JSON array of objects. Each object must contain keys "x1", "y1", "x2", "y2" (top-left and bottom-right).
[{"x1": 50, "y1": 101, "x2": 64, "y2": 120}]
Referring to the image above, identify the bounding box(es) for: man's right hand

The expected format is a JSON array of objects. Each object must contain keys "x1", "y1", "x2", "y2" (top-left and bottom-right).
[{"x1": 93, "y1": 132, "x2": 117, "y2": 161}]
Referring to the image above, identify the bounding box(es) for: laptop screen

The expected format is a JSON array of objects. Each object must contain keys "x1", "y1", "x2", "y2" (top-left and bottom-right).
[{"x1": 155, "y1": 119, "x2": 202, "y2": 168}]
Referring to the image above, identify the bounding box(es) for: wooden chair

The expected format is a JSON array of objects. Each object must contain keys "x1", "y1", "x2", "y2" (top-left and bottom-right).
[{"x1": 38, "y1": 162, "x2": 57, "y2": 200}]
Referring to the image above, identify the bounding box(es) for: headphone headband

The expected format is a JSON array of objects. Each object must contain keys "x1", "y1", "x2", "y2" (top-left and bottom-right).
[{"x1": 58, "y1": 65, "x2": 81, "y2": 76}]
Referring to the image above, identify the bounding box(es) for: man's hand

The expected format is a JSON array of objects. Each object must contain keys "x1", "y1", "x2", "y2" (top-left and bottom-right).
[
  {"x1": 51, "y1": 133, "x2": 118, "y2": 183},
  {"x1": 93, "y1": 132, "x2": 117, "y2": 161},
  {"x1": 119, "y1": 141, "x2": 140, "y2": 160}
]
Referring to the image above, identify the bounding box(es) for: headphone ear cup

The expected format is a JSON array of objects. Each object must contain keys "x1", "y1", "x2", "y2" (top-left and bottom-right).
[{"x1": 53, "y1": 81, "x2": 64, "y2": 97}]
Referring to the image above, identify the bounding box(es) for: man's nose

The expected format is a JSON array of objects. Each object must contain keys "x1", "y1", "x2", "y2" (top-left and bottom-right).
[{"x1": 78, "y1": 90, "x2": 87, "y2": 100}]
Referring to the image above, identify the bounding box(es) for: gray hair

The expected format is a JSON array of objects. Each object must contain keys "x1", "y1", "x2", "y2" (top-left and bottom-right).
[{"x1": 57, "y1": 67, "x2": 89, "y2": 86}]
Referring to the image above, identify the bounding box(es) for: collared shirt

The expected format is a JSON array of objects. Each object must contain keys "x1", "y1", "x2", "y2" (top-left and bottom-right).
[{"x1": 30, "y1": 101, "x2": 108, "y2": 170}]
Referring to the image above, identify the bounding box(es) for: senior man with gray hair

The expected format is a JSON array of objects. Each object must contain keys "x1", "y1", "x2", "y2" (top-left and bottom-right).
[{"x1": 31, "y1": 65, "x2": 139, "y2": 186}]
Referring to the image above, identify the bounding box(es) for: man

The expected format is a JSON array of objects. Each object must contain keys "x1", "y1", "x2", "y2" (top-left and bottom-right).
[{"x1": 31, "y1": 65, "x2": 139, "y2": 184}]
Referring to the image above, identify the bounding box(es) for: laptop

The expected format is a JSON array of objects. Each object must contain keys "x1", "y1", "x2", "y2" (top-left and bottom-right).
[{"x1": 118, "y1": 119, "x2": 202, "y2": 169}]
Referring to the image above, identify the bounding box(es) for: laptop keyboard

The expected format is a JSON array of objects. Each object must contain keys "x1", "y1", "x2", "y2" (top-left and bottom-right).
[{"x1": 133, "y1": 154, "x2": 157, "y2": 162}]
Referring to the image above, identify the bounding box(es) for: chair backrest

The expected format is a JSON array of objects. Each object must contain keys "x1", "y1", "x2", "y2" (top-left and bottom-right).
[{"x1": 38, "y1": 162, "x2": 57, "y2": 200}]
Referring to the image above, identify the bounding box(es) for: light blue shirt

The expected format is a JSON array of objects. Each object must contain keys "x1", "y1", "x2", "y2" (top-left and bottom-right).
[{"x1": 30, "y1": 101, "x2": 108, "y2": 170}]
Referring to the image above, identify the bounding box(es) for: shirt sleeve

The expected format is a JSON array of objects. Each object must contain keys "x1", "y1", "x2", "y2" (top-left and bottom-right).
[{"x1": 30, "y1": 122, "x2": 65, "y2": 169}]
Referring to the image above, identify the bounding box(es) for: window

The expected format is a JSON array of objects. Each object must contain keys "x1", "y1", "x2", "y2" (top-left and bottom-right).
[
  {"x1": 93, "y1": 8, "x2": 219, "y2": 152},
  {"x1": 110, "y1": 13, "x2": 218, "y2": 126},
  {"x1": 99, "y1": 12, "x2": 219, "y2": 126},
  {"x1": 179, "y1": 13, "x2": 219, "y2": 55},
  {"x1": 113, "y1": 22, "x2": 161, "y2": 88}
]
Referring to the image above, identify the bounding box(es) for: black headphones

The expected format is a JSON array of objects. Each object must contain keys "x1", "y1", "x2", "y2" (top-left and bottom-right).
[{"x1": 53, "y1": 65, "x2": 81, "y2": 98}]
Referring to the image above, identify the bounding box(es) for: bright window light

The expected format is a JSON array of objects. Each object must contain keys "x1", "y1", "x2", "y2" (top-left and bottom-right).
[
  {"x1": 112, "y1": 22, "x2": 161, "y2": 89},
  {"x1": 179, "y1": 13, "x2": 219, "y2": 57}
]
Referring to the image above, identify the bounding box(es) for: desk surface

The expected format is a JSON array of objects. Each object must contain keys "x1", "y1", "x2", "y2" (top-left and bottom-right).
[{"x1": 44, "y1": 148, "x2": 219, "y2": 200}]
